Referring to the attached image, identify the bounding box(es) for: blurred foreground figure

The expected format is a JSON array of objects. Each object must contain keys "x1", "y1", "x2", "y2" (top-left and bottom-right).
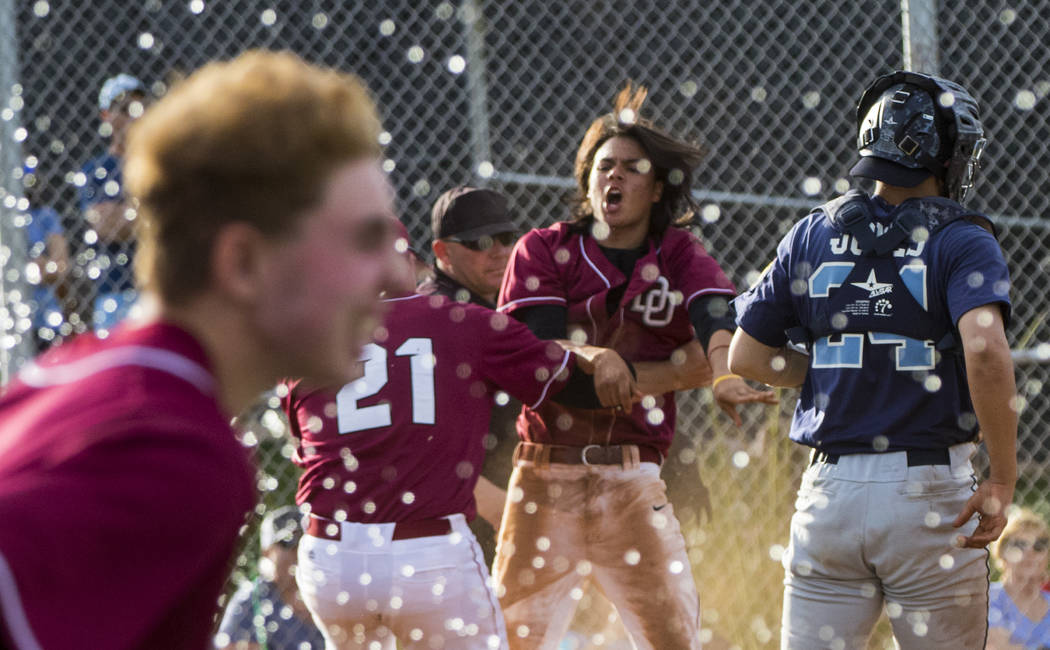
[
  {"x1": 0, "y1": 50, "x2": 399, "y2": 649},
  {"x1": 730, "y1": 71, "x2": 1017, "y2": 649}
]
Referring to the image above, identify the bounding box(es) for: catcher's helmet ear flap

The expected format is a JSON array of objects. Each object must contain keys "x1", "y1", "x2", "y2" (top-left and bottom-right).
[{"x1": 852, "y1": 71, "x2": 986, "y2": 203}]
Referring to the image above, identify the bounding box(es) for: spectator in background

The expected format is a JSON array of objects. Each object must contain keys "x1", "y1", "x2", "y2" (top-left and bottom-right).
[
  {"x1": 428, "y1": 186, "x2": 521, "y2": 560},
  {"x1": 78, "y1": 73, "x2": 150, "y2": 331},
  {"x1": 988, "y1": 508, "x2": 1050, "y2": 649},
  {"x1": 216, "y1": 506, "x2": 324, "y2": 650},
  {"x1": 21, "y1": 159, "x2": 71, "y2": 352}
]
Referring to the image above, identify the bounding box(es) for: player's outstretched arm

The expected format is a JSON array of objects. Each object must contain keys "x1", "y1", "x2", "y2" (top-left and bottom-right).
[
  {"x1": 632, "y1": 340, "x2": 712, "y2": 394},
  {"x1": 953, "y1": 304, "x2": 1017, "y2": 548},
  {"x1": 728, "y1": 328, "x2": 808, "y2": 388},
  {"x1": 554, "y1": 341, "x2": 640, "y2": 411},
  {"x1": 704, "y1": 329, "x2": 778, "y2": 426}
]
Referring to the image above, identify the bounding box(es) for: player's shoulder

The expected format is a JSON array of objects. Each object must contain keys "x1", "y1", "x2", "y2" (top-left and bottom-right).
[
  {"x1": 407, "y1": 292, "x2": 513, "y2": 330},
  {"x1": 519, "y1": 221, "x2": 577, "y2": 246},
  {"x1": 926, "y1": 215, "x2": 1006, "y2": 271},
  {"x1": 10, "y1": 322, "x2": 220, "y2": 423},
  {"x1": 382, "y1": 291, "x2": 450, "y2": 316},
  {"x1": 658, "y1": 225, "x2": 711, "y2": 256},
  {"x1": 381, "y1": 292, "x2": 503, "y2": 336},
  {"x1": 934, "y1": 214, "x2": 999, "y2": 243}
]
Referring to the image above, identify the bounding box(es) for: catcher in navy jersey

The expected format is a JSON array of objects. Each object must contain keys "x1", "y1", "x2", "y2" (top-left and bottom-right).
[{"x1": 730, "y1": 71, "x2": 1017, "y2": 649}]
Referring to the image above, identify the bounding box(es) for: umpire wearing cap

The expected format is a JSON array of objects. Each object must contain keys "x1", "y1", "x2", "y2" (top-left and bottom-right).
[
  {"x1": 429, "y1": 186, "x2": 520, "y2": 561},
  {"x1": 430, "y1": 186, "x2": 519, "y2": 308}
]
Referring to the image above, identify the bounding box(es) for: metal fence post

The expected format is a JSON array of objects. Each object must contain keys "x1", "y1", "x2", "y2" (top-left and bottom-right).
[
  {"x1": 901, "y1": 0, "x2": 940, "y2": 73},
  {"x1": 0, "y1": 0, "x2": 31, "y2": 384},
  {"x1": 461, "y1": 0, "x2": 493, "y2": 182}
]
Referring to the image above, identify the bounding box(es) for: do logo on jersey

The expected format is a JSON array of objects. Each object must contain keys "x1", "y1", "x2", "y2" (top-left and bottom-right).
[{"x1": 630, "y1": 276, "x2": 678, "y2": 326}]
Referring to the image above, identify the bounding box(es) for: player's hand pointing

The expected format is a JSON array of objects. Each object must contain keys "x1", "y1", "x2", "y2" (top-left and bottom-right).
[{"x1": 712, "y1": 375, "x2": 778, "y2": 427}]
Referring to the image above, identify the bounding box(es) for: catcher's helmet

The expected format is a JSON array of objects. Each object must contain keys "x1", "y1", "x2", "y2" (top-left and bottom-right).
[{"x1": 850, "y1": 71, "x2": 986, "y2": 203}]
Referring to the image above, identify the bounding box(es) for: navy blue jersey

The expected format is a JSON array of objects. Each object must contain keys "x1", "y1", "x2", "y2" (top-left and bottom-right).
[
  {"x1": 734, "y1": 193, "x2": 1011, "y2": 453},
  {"x1": 79, "y1": 152, "x2": 136, "y2": 294}
]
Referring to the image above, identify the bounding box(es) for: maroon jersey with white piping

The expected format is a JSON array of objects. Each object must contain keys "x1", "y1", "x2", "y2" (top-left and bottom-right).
[
  {"x1": 283, "y1": 292, "x2": 574, "y2": 523},
  {"x1": 0, "y1": 322, "x2": 256, "y2": 650},
  {"x1": 497, "y1": 222, "x2": 735, "y2": 455}
]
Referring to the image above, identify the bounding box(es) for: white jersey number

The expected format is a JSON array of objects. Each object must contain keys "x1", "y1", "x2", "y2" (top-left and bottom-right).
[
  {"x1": 807, "y1": 261, "x2": 935, "y2": 371},
  {"x1": 336, "y1": 338, "x2": 436, "y2": 433}
]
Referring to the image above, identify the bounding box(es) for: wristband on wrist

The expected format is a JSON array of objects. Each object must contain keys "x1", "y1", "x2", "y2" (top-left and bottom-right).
[{"x1": 712, "y1": 373, "x2": 741, "y2": 389}]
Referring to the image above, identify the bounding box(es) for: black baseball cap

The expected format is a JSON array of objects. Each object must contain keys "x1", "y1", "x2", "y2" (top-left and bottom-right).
[
  {"x1": 430, "y1": 187, "x2": 516, "y2": 241},
  {"x1": 850, "y1": 156, "x2": 933, "y2": 188}
]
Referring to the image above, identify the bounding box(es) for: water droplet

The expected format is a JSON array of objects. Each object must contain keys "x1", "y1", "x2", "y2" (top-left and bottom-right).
[
  {"x1": 801, "y1": 177, "x2": 822, "y2": 196},
  {"x1": 447, "y1": 55, "x2": 466, "y2": 74}
]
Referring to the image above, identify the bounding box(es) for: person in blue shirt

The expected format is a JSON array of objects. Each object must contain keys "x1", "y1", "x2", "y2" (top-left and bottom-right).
[
  {"x1": 729, "y1": 71, "x2": 1017, "y2": 649},
  {"x1": 215, "y1": 506, "x2": 324, "y2": 650},
  {"x1": 22, "y1": 161, "x2": 71, "y2": 352},
  {"x1": 988, "y1": 509, "x2": 1050, "y2": 650},
  {"x1": 78, "y1": 73, "x2": 150, "y2": 332}
]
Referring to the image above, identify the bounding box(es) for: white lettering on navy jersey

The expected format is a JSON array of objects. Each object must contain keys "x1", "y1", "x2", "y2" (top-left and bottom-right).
[
  {"x1": 808, "y1": 261, "x2": 934, "y2": 371},
  {"x1": 828, "y1": 233, "x2": 925, "y2": 258}
]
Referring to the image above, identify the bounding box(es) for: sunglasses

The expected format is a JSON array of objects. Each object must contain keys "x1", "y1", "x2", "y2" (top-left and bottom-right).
[
  {"x1": 1005, "y1": 537, "x2": 1050, "y2": 553},
  {"x1": 446, "y1": 231, "x2": 518, "y2": 252}
]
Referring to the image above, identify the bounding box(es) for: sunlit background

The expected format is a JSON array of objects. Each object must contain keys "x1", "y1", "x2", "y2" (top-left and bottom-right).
[{"x1": 1, "y1": 1, "x2": 1048, "y2": 648}]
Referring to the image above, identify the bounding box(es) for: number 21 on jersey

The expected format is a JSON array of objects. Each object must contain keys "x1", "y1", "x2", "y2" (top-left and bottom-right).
[
  {"x1": 807, "y1": 261, "x2": 935, "y2": 371},
  {"x1": 337, "y1": 338, "x2": 436, "y2": 433}
]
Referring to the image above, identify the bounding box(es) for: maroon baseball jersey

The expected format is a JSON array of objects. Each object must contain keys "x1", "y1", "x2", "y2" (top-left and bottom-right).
[
  {"x1": 0, "y1": 322, "x2": 256, "y2": 650},
  {"x1": 283, "y1": 292, "x2": 574, "y2": 523},
  {"x1": 497, "y1": 222, "x2": 735, "y2": 455}
]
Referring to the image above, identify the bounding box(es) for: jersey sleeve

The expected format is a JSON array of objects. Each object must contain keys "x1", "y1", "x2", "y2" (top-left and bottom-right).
[
  {"x1": 939, "y1": 222, "x2": 1012, "y2": 327},
  {"x1": 733, "y1": 223, "x2": 801, "y2": 347},
  {"x1": 476, "y1": 309, "x2": 575, "y2": 410},
  {"x1": 497, "y1": 229, "x2": 567, "y2": 314},
  {"x1": 666, "y1": 229, "x2": 737, "y2": 307}
]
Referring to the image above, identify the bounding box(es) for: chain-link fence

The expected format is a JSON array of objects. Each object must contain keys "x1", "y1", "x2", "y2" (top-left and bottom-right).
[{"x1": 1, "y1": 1, "x2": 1048, "y2": 648}]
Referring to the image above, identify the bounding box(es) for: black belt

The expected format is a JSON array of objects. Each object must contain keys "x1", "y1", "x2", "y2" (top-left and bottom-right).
[
  {"x1": 516, "y1": 442, "x2": 662, "y2": 466},
  {"x1": 811, "y1": 448, "x2": 951, "y2": 467}
]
